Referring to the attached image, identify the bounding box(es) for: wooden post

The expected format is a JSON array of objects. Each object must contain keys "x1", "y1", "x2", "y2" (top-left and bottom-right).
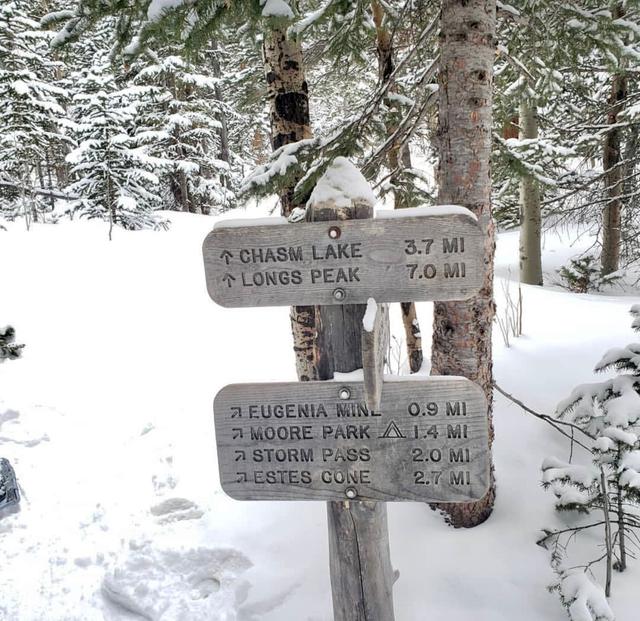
[{"x1": 306, "y1": 173, "x2": 395, "y2": 621}]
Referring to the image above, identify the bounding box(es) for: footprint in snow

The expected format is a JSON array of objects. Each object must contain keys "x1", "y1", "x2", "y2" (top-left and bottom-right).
[
  {"x1": 102, "y1": 542, "x2": 252, "y2": 621},
  {"x1": 0, "y1": 408, "x2": 50, "y2": 447},
  {"x1": 149, "y1": 497, "x2": 204, "y2": 525}
]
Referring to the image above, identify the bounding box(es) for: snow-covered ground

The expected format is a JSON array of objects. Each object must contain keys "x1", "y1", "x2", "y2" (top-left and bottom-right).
[{"x1": 1, "y1": 206, "x2": 639, "y2": 621}]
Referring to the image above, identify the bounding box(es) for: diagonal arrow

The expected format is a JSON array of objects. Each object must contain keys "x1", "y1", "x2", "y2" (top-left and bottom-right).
[
  {"x1": 231, "y1": 407, "x2": 242, "y2": 419},
  {"x1": 222, "y1": 273, "x2": 236, "y2": 288},
  {"x1": 236, "y1": 472, "x2": 248, "y2": 483},
  {"x1": 220, "y1": 250, "x2": 233, "y2": 265},
  {"x1": 235, "y1": 450, "x2": 246, "y2": 462},
  {"x1": 232, "y1": 428, "x2": 243, "y2": 439}
]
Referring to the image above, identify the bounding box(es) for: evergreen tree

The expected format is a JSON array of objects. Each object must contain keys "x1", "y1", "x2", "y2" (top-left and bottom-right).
[
  {"x1": 132, "y1": 49, "x2": 238, "y2": 214},
  {"x1": 65, "y1": 66, "x2": 166, "y2": 238},
  {"x1": 0, "y1": 0, "x2": 69, "y2": 225},
  {"x1": 0, "y1": 326, "x2": 23, "y2": 363},
  {"x1": 540, "y1": 305, "x2": 640, "y2": 617}
]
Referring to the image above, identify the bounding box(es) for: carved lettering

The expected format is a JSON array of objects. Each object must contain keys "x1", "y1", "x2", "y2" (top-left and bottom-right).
[
  {"x1": 446, "y1": 424, "x2": 468, "y2": 439},
  {"x1": 311, "y1": 242, "x2": 363, "y2": 260},
  {"x1": 253, "y1": 470, "x2": 312, "y2": 485},
  {"x1": 309, "y1": 267, "x2": 360, "y2": 284},
  {"x1": 322, "y1": 424, "x2": 370, "y2": 440},
  {"x1": 446, "y1": 401, "x2": 467, "y2": 416},
  {"x1": 249, "y1": 425, "x2": 313, "y2": 441},
  {"x1": 252, "y1": 448, "x2": 314, "y2": 463},
  {"x1": 450, "y1": 470, "x2": 471, "y2": 485},
  {"x1": 335, "y1": 402, "x2": 380, "y2": 417},
  {"x1": 321, "y1": 447, "x2": 371, "y2": 462},
  {"x1": 444, "y1": 262, "x2": 466, "y2": 278},
  {"x1": 320, "y1": 470, "x2": 371, "y2": 485},
  {"x1": 241, "y1": 270, "x2": 303, "y2": 287},
  {"x1": 248, "y1": 403, "x2": 328, "y2": 419},
  {"x1": 239, "y1": 246, "x2": 303, "y2": 264}
]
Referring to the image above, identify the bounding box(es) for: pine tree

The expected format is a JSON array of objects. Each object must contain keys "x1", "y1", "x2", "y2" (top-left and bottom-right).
[
  {"x1": 0, "y1": 326, "x2": 23, "y2": 363},
  {"x1": 65, "y1": 66, "x2": 166, "y2": 238},
  {"x1": 539, "y1": 305, "x2": 640, "y2": 616},
  {"x1": 132, "y1": 49, "x2": 237, "y2": 214},
  {"x1": 517, "y1": 4, "x2": 640, "y2": 274},
  {"x1": 0, "y1": 0, "x2": 69, "y2": 225}
]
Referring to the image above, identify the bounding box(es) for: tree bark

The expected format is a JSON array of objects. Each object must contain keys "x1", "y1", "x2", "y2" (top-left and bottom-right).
[
  {"x1": 431, "y1": 0, "x2": 497, "y2": 528},
  {"x1": 262, "y1": 26, "x2": 312, "y2": 217},
  {"x1": 210, "y1": 42, "x2": 231, "y2": 168},
  {"x1": 601, "y1": 2, "x2": 627, "y2": 276},
  {"x1": 518, "y1": 100, "x2": 543, "y2": 285},
  {"x1": 261, "y1": 22, "x2": 321, "y2": 378},
  {"x1": 372, "y1": 0, "x2": 423, "y2": 373}
]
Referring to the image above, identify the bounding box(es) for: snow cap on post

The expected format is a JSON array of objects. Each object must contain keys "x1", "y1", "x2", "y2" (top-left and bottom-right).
[
  {"x1": 261, "y1": 0, "x2": 294, "y2": 19},
  {"x1": 307, "y1": 157, "x2": 377, "y2": 211}
]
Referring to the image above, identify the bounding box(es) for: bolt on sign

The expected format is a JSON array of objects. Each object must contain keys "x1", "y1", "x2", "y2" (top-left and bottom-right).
[
  {"x1": 214, "y1": 377, "x2": 490, "y2": 503},
  {"x1": 202, "y1": 207, "x2": 484, "y2": 308}
]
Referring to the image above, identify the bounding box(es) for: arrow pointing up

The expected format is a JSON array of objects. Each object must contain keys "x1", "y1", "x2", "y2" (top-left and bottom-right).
[
  {"x1": 222, "y1": 273, "x2": 236, "y2": 287},
  {"x1": 220, "y1": 250, "x2": 233, "y2": 265}
]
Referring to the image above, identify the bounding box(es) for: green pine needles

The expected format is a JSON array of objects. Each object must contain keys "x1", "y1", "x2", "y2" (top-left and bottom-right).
[{"x1": 540, "y1": 306, "x2": 640, "y2": 619}]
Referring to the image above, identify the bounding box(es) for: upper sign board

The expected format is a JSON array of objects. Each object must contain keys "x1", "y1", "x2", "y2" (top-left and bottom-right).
[
  {"x1": 202, "y1": 208, "x2": 484, "y2": 307},
  {"x1": 214, "y1": 377, "x2": 490, "y2": 503}
]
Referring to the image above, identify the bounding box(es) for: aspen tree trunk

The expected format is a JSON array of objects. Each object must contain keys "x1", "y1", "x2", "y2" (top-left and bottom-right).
[
  {"x1": 601, "y1": 2, "x2": 627, "y2": 276},
  {"x1": 262, "y1": 26, "x2": 312, "y2": 218},
  {"x1": 372, "y1": 0, "x2": 423, "y2": 373},
  {"x1": 518, "y1": 100, "x2": 543, "y2": 285},
  {"x1": 431, "y1": 0, "x2": 497, "y2": 528},
  {"x1": 262, "y1": 24, "x2": 322, "y2": 381}
]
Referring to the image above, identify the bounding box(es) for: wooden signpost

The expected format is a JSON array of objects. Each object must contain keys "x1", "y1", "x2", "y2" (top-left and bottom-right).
[
  {"x1": 214, "y1": 378, "x2": 489, "y2": 503},
  {"x1": 203, "y1": 162, "x2": 489, "y2": 621},
  {"x1": 202, "y1": 208, "x2": 484, "y2": 307}
]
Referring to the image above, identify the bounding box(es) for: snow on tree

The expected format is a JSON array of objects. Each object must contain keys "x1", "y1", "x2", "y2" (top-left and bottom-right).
[
  {"x1": 540, "y1": 305, "x2": 640, "y2": 617},
  {"x1": 0, "y1": 0, "x2": 70, "y2": 225},
  {"x1": 65, "y1": 66, "x2": 166, "y2": 239},
  {"x1": 0, "y1": 325, "x2": 23, "y2": 363},
  {"x1": 132, "y1": 49, "x2": 237, "y2": 214}
]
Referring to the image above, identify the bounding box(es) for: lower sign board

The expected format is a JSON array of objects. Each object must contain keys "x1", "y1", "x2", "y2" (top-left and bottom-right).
[
  {"x1": 214, "y1": 377, "x2": 489, "y2": 503},
  {"x1": 202, "y1": 207, "x2": 484, "y2": 307}
]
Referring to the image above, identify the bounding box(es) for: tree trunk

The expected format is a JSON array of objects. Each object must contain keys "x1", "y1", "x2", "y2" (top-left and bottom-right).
[
  {"x1": 518, "y1": 100, "x2": 543, "y2": 285},
  {"x1": 616, "y1": 447, "x2": 627, "y2": 571},
  {"x1": 210, "y1": 43, "x2": 231, "y2": 166},
  {"x1": 261, "y1": 23, "x2": 324, "y2": 381},
  {"x1": 600, "y1": 468, "x2": 613, "y2": 597},
  {"x1": 262, "y1": 26, "x2": 312, "y2": 217},
  {"x1": 601, "y1": 2, "x2": 627, "y2": 276},
  {"x1": 431, "y1": 0, "x2": 497, "y2": 528},
  {"x1": 372, "y1": 0, "x2": 423, "y2": 373}
]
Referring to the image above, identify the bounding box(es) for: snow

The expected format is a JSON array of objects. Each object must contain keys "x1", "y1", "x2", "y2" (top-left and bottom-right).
[
  {"x1": 559, "y1": 572, "x2": 614, "y2": 621},
  {"x1": 377, "y1": 204, "x2": 478, "y2": 221},
  {"x1": 602, "y1": 426, "x2": 637, "y2": 446},
  {"x1": 147, "y1": 0, "x2": 187, "y2": 22},
  {"x1": 1, "y1": 205, "x2": 640, "y2": 620},
  {"x1": 541, "y1": 457, "x2": 598, "y2": 488},
  {"x1": 261, "y1": 0, "x2": 294, "y2": 19},
  {"x1": 362, "y1": 298, "x2": 377, "y2": 333},
  {"x1": 307, "y1": 157, "x2": 376, "y2": 209},
  {"x1": 214, "y1": 216, "x2": 288, "y2": 229}
]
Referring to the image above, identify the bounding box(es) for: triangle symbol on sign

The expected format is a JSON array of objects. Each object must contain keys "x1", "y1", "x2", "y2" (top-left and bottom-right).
[{"x1": 380, "y1": 420, "x2": 405, "y2": 439}]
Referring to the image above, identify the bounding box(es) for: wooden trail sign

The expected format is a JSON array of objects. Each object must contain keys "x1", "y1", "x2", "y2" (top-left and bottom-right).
[
  {"x1": 202, "y1": 207, "x2": 484, "y2": 308},
  {"x1": 214, "y1": 377, "x2": 490, "y2": 503}
]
